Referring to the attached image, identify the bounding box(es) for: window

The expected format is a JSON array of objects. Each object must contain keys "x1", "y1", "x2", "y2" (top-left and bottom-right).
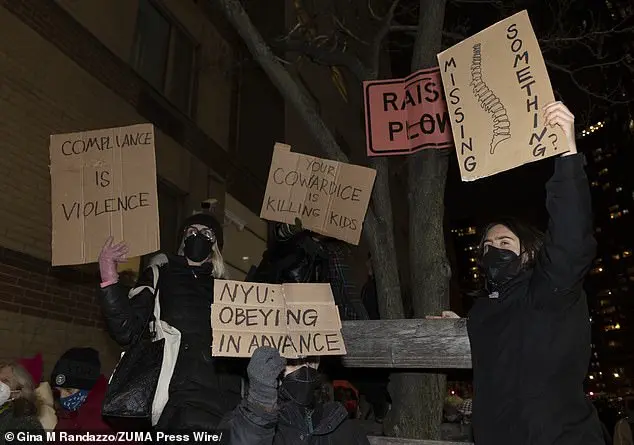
[
  {"x1": 157, "y1": 180, "x2": 186, "y2": 255},
  {"x1": 140, "y1": 180, "x2": 186, "y2": 270},
  {"x1": 132, "y1": 0, "x2": 197, "y2": 115},
  {"x1": 604, "y1": 323, "x2": 621, "y2": 331}
]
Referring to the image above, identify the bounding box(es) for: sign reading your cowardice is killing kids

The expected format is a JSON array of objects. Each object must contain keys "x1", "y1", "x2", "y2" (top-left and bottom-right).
[
  {"x1": 49, "y1": 124, "x2": 160, "y2": 266},
  {"x1": 260, "y1": 143, "x2": 376, "y2": 245},
  {"x1": 436, "y1": 10, "x2": 568, "y2": 181}
]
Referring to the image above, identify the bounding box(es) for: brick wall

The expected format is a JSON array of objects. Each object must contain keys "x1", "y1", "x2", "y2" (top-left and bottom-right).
[{"x1": 0, "y1": 246, "x2": 120, "y2": 378}]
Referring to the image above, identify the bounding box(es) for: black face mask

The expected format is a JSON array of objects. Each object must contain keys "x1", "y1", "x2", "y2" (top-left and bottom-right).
[
  {"x1": 183, "y1": 234, "x2": 213, "y2": 263},
  {"x1": 280, "y1": 366, "x2": 320, "y2": 407},
  {"x1": 481, "y1": 246, "x2": 522, "y2": 292}
]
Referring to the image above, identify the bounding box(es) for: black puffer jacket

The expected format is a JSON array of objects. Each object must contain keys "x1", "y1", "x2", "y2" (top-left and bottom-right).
[
  {"x1": 467, "y1": 154, "x2": 603, "y2": 445},
  {"x1": 226, "y1": 398, "x2": 370, "y2": 445},
  {"x1": 100, "y1": 254, "x2": 244, "y2": 430}
]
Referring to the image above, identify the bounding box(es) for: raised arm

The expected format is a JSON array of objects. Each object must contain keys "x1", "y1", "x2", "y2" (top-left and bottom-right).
[
  {"x1": 99, "y1": 268, "x2": 155, "y2": 346},
  {"x1": 529, "y1": 103, "x2": 597, "y2": 309},
  {"x1": 224, "y1": 347, "x2": 285, "y2": 445},
  {"x1": 97, "y1": 237, "x2": 154, "y2": 346}
]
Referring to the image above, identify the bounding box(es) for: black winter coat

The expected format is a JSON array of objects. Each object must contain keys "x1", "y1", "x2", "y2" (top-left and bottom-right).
[
  {"x1": 467, "y1": 154, "x2": 603, "y2": 445},
  {"x1": 225, "y1": 399, "x2": 370, "y2": 445},
  {"x1": 99, "y1": 254, "x2": 244, "y2": 430}
]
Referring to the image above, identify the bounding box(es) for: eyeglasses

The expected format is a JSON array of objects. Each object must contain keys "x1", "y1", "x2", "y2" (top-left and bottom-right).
[{"x1": 184, "y1": 226, "x2": 216, "y2": 243}]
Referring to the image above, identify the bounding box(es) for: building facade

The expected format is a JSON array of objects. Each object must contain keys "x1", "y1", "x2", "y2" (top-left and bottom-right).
[{"x1": 0, "y1": 0, "x2": 275, "y2": 376}]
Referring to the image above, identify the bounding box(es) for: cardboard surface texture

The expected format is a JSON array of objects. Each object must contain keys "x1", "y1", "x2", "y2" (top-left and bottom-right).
[
  {"x1": 363, "y1": 67, "x2": 453, "y2": 156},
  {"x1": 49, "y1": 124, "x2": 160, "y2": 266},
  {"x1": 437, "y1": 10, "x2": 568, "y2": 181},
  {"x1": 212, "y1": 280, "x2": 346, "y2": 358},
  {"x1": 260, "y1": 143, "x2": 376, "y2": 245}
]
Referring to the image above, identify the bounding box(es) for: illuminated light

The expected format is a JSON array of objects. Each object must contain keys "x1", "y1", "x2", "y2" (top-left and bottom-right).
[
  {"x1": 614, "y1": 373, "x2": 620, "y2": 378},
  {"x1": 589, "y1": 392, "x2": 595, "y2": 396},
  {"x1": 242, "y1": 256, "x2": 250, "y2": 261},
  {"x1": 589, "y1": 375, "x2": 595, "y2": 380}
]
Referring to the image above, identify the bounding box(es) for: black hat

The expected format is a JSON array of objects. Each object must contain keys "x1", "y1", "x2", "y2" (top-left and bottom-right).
[
  {"x1": 51, "y1": 348, "x2": 100, "y2": 390},
  {"x1": 177, "y1": 212, "x2": 224, "y2": 252}
]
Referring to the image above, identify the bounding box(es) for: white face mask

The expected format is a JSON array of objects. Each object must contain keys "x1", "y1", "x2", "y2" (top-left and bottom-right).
[{"x1": 0, "y1": 381, "x2": 12, "y2": 406}]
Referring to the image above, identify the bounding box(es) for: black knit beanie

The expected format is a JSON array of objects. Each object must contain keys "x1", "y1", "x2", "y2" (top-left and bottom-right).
[
  {"x1": 51, "y1": 348, "x2": 101, "y2": 390},
  {"x1": 177, "y1": 212, "x2": 224, "y2": 252}
]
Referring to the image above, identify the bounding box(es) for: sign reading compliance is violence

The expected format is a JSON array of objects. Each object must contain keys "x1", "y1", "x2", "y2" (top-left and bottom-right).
[
  {"x1": 49, "y1": 124, "x2": 160, "y2": 266},
  {"x1": 363, "y1": 67, "x2": 453, "y2": 157}
]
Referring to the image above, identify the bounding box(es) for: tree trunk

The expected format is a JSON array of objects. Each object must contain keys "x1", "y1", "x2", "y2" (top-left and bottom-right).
[
  {"x1": 214, "y1": 0, "x2": 404, "y2": 317},
  {"x1": 386, "y1": 0, "x2": 452, "y2": 440}
]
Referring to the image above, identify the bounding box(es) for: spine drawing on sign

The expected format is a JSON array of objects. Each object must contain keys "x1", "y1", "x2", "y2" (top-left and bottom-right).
[{"x1": 470, "y1": 43, "x2": 511, "y2": 155}]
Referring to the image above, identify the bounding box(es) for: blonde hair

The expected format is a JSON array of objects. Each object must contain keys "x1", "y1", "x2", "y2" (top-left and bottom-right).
[
  {"x1": 177, "y1": 241, "x2": 228, "y2": 279},
  {"x1": 210, "y1": 243, "x2": 228, "y2": 279},
  {"x1": 0, "y1": 361, "x2": 38, "y2": 416}
]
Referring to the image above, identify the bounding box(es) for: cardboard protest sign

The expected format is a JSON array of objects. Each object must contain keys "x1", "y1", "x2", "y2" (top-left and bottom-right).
[
  {"x1": 260, "y1": 143, "x2": 376, "y2": 245},
  {"x1": 363, "y1": 67, "x2": 453, "y2": 156},
  {"x1": 436, "y1": 10, "x2": 568, "y2": 181},
  {"x1": 211, "y1": 280, "x2": 346, "y2": 358},
  {"x1": 49, "y1": 124, "x2": 160, "y2": 266}
]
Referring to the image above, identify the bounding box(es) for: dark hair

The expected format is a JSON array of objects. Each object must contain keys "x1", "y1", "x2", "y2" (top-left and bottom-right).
[{"x1": 477, "y1": 217, "x2": 544, "y2": 270}]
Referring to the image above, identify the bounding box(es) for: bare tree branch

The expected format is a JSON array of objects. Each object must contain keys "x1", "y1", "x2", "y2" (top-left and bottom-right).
[
  {"x1": 272, "y1": 38, "x2": 371, "y2": 81},
  {"x1": 333, "y1": 15, "x2": 369, "y2": 45},
  {"x1": 369, "y1": 0, "x2": 402, "y2": 77},
  {"x1": 539, "y1": 19, "x2": 634, "y2": 44},
  {"x1": 546, "y1": 60, "x2": 633, "y2": 105},
  {"x1": 390, "y1": 24, "x2": 418, "y2": 32}
]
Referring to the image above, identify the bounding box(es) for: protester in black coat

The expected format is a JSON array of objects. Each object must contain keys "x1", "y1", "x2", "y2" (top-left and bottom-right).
[
  {"x1": 98, "y1": 212, "x2": 243, "y2": 430},
  {"x1": 466, "y1": 102, "x2": 604, "y2": 444},
  {"x1": 226, "y1": 347, "x2": 370, "y2": 445}
]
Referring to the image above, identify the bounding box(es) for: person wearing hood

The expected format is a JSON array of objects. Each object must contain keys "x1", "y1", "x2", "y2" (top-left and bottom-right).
[
  {"x1": 51, "y1": 348, "x2": 110, "y2": 432},
  {"x1": 226, "y1": 346, "x2": 369, "y2": 445},
  {"x1": 0, "y1": 361, "x2": 44, "y2": 441},
  {"x1": 98, "y1": 211, "x2": 243, "y2": 430},
  {"x1": 464, "y1": 102, "x2": 604, "y2": 444}
]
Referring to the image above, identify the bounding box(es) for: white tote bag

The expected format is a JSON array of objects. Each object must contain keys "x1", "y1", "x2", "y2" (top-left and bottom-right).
[
  {"x1": 113, "y1": 263, "x2": 181, "y2": 426},
  {"x1": 147, "y1": 264, "x2": 181, "y2": 426}
]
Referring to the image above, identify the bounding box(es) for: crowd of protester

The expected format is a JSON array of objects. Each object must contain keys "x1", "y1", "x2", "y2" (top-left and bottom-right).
[{"x1": 1, "y1": 102, "x2": 625, "y2": 444}]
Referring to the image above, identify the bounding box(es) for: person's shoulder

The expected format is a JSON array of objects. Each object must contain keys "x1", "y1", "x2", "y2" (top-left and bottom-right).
[{"x1": 6, "y1": 413, "x2": 44, "y2": 433}]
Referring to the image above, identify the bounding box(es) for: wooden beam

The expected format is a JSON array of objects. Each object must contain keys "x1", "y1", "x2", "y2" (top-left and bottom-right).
[
  {"x1": 340, "y1": 319, "x2": 471, "y2": 369},
  {"x1": 369, "y1": 438, "x2": 472, "y2": 445}
]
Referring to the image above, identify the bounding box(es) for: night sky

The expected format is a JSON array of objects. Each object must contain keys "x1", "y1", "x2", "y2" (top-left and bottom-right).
[{"x1": 444, "y1": 148, "x2": 552, "y2": 229}]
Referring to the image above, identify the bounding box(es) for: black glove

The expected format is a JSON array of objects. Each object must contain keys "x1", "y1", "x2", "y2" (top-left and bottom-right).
[{"x1": 247, "y1": 346, "x2": 286, "y2": 408}]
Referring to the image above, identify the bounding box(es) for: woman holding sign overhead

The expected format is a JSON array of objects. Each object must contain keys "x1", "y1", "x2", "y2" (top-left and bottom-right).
[
  {"x1": 97, "y1": 211, "x2": 244, "y2": 431},
  {"x1": 438, "y1": 102, "x2": 604, "y2": 445}
]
